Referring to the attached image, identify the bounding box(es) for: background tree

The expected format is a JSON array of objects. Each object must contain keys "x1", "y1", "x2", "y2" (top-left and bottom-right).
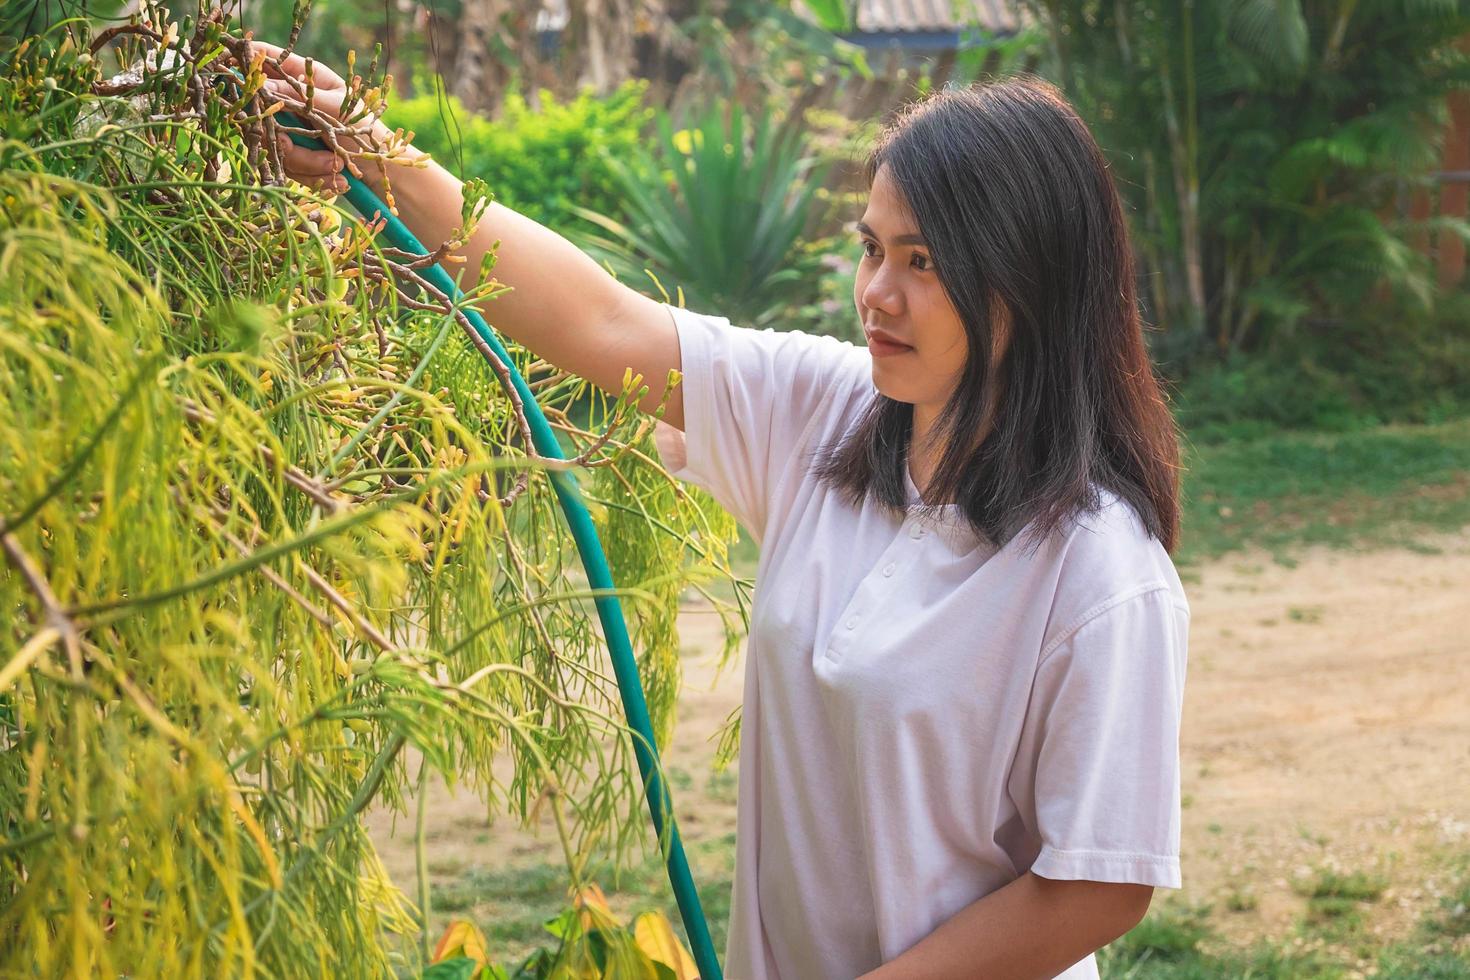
[{"x1": 1020, "y1": 0, "x2": 1470, "y2": 367}]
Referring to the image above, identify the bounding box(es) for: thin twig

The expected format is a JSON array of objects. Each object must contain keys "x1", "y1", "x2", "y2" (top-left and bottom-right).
[
  {"x1": 2, "y1": 533, "x2": 82, "y2": 681},
  {"x1": 179, "y1": 399, "x2": 344, "y2": 513}
]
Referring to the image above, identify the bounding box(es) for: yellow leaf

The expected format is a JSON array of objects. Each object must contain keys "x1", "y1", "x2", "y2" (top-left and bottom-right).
[
  {"x1": 632, "y1": 911, "x2": 698, "y2": 979},
  {"x1": 317, "y1": 206, "x2": 342, "y2": 235},
  {"x1": 574, "y1": 882, "x2": 613, "y2": 915},
  {"x1": 431, "y1": 919, "x2": 489, "y2": 966},
  {"x1": 226, "y1": 786, "x2": 282, "y2": 889},
  {"x1": 572, "y1": 882, "x2": 620, "y2": 932}
]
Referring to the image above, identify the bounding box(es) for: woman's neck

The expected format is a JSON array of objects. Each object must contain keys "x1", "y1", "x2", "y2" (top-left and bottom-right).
[
  {"x1": 909, "y1": 404, "x2": 945, "y2": 503},
  {"x1": 909, "y1": 400, "x2": 997, "y2": 505}
]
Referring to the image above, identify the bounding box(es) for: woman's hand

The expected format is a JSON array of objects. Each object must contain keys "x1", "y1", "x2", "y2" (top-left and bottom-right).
[{"x1": 253, "y1": 40, "x2": 384, "y2": 195}]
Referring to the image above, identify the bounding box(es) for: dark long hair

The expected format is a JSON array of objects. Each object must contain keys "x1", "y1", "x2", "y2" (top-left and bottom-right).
[{"x1": 811, "y1": 76, "x2": 1183, "y2": 554}]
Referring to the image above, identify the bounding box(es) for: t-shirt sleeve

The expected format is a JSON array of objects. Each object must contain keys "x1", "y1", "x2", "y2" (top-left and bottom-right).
[
  {"x1": 1015, "y1": 586, "x2": 1191, "y2": 889},
  {"x1": 652, "y1": 302, "x2": 869, "y2": 543}
]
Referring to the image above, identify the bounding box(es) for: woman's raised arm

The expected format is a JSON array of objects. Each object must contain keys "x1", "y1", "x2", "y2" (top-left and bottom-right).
[{"x1": 256, "y1": 41, "x2": 686, "y2": 431}]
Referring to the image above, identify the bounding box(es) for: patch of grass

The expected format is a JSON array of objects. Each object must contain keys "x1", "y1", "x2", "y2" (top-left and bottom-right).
[
  {"x1": 730, "y1": 526, "x2": 760, "y2": 577},
  {"x1": 1408, "y1": 851, "x2": 1470, "y2": 960},
  {"x1": 431, "y1": 880, "x2": 481, "y2": 913},
  {"x1": 1287, "y1": 605, "x2": 1325, "y2": 624},
  {"x1": 1303, "y1": 895, "x2": 1365, "y2": 930},
  {"x1": 1109, "y1": 899, "x2": 1216, "y2": 962},
  {"x1": 676, "y1": 834, "x2": 736, "y2": 958},
  {"x1": 1099, "y1": 898, "x2": 1344, "y2": 977},
  {"x1": 1362, "y1": 858, "x2": 1470, "y2": 978},
  {"x1": 427, "y1": 856, "x2": 467, "y2": 877},
  {"x1": 1101, "y1": 944, "x2": 1340, "y2": 979},
  {"x1": 1426, "y1": 882, "x2": 1470, "y2": 942},
  {"x1": 1292, "y1": 867, "x2": 1389, "y2": 903},
  {"x1": 423, "y1": 831, "x2": 741, "y2": 967},
  {"x1": 1100, "y1": 894, "x2": 1460, "y2": 979},
  {"x1": 425, "y1": 862, "x2": 578, "y2": 960},
  {"x1": 1223, "y1": 888, "x2": 1258, "y2": 913},
  {"x1": 704, "y1": 768, "x2": 739, "y2": 805},
  {"x1": 1296, "y1": 826, "x2": 1331, "y2": 848},
  {"x1": 449, "y1": 845, "x2": 1470, "y2": 977},
  {"x1": 602, "y1": 829, "x2": 736, "y2": 960},
  {"x1": 1099, "y1": 852, "x2": 1470, "y2": 977},
  {"x1": 1177, "y1": 417, "x2": 1470, "y2": 566},
  {"x1": 1373, "y1": 948, "x2": 1470, "y2": 980}
]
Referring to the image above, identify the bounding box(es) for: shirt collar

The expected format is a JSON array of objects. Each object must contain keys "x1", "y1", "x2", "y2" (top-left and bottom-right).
[{"x1": 903, "y1": 466, "x2": 986, "y2": 549}]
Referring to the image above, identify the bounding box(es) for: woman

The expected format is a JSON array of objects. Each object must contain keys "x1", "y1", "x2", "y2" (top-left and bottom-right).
[{"x1": 264, "y1": 46, "x2": 1189, "y2": 980}]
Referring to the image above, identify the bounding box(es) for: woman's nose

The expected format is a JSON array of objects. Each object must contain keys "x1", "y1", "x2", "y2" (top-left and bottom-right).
[{"x1": 860, "y1": 265, "x2": 903, "y2": 317}]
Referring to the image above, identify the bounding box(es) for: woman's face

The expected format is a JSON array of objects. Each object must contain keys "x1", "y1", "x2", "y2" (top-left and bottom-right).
[{"x1": 853, "y1": 165, "x2": 969, "y2": 410}]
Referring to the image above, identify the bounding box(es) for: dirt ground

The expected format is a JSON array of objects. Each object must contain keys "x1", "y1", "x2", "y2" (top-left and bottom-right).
[{"x1": 368, "y1": 527, "x2": 1470, "y2": 957}]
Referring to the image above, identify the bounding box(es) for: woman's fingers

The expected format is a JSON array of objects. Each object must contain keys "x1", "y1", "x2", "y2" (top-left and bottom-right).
[
  {"x1": 263, "y1": 76, "x2": 346, "y2": 119},
  {"x1": 250, "y1": 39, "x2": 346, "y2": 91},
  {"x1": 279, "y1": 140, "x2": 343, "y2": 175},
  {"x1": 252, "y1": 42, "x2": 350, "y2": 135},
  {"x1": 248, "y1": 40, "x2": 378, "y2": 195},
  {"x1": 304, "y1": 173, "x2": 350, "y2": 195},
  {"x1": 275, "y1": 134, "x2": 348, "y2": 194},
  {"x1": 290, "y1": 168, "x2": 349, "y2": 195}
]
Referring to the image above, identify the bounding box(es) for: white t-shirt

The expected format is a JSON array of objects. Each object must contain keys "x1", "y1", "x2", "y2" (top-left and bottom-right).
[{"x1": 652, "y1": 303, "x2": 1191, "y2": 980}]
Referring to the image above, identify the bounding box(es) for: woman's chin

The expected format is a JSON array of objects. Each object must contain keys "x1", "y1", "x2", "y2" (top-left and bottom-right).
[{"x1": 868, "y1": 371, "x2": 916, "y2": 404}]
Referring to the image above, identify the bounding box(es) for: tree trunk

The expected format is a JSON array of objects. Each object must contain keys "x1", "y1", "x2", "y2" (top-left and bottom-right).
[
  {"x1": 567, "y1": 0, "x2": 641, "y2": 95},
  {"x1": 1157, "y1": 12, "x2": 1206, "y2": 347},
  {"x1": 450, "y1": 0, "x2": 542, "y2": 118}
]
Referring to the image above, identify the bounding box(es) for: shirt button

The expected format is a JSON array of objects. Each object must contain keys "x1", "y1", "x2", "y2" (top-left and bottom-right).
[
  {"x1": 882, "y1": 562, "x2": 896, "y2": 576},
  {"x1": 845, "y1": 617, "x2": 857, "y2": 630},
  {"x1": 909, "y1": 525, "x2": 925, "y2": 539}
]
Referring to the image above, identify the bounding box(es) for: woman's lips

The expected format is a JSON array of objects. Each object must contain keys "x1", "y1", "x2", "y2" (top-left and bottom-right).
[{"x1": 867, "y1": 335, "x2": 913, "y2": 357}]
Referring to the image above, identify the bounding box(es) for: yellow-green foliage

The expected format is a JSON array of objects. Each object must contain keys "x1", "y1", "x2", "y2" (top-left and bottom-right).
[{"x1": 0, "y1": 7, "x2": 740, "y2": 977}]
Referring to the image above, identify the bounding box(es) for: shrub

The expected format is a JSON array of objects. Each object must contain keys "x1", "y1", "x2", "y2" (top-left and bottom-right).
[
  {"x1": 1172, "y1": 291, "x2": 1470, "y2": 443},
  {"x1": 0, "y1": 8, "x2": 737, "y2": 976},
  {"x1": 387, "y1": 78, "x2": 657, "y2": 236},
  {"x1": 566, "y1": 99, "x2": 833, "y2": 327}
]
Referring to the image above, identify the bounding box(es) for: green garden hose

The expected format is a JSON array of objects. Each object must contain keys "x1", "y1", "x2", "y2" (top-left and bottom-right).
[{"x1": 282, "y1": 117, "x2": 722, "y2": 979}]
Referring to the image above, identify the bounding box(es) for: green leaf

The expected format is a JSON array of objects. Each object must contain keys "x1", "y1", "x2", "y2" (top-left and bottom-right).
[
  {"x1": 419, "y1": 957, "x2": 482, "y2": 980},
  {"x1": 799, "y1": 0, "x2": 852, "y2": 33}
]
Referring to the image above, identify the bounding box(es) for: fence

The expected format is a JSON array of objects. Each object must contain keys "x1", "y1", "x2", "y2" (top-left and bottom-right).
[{"x1": 1386, "y1": 34, "x2": 1470, "y2": 289}]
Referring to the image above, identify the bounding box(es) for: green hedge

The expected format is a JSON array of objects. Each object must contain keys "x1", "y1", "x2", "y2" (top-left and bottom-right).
[
  {"x1": 1172, "y1": 291, "x2": 1470, "y2": 443},
  {"x1": 387, "y1": 79, "x2": 656, "y2": 235}
]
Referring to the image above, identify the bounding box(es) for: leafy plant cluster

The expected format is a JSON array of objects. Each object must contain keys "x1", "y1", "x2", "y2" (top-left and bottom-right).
[
  {"x1": 0, "y1": 3, "x2": 742, "y2": 976},
  {"x1": 425, "y1": 884, "x2": 697, "y2": 979},
  {"x1": 565, "y1": 97, "x2": 835, "y2": 330},
  {"x1": 387, "y1": 78, "x2": 659, "y2": 236}
]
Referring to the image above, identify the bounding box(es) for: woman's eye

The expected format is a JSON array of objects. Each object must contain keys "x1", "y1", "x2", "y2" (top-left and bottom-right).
[{"x1": 860, "y1": 241, "x2": 930, "y2": 271}]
